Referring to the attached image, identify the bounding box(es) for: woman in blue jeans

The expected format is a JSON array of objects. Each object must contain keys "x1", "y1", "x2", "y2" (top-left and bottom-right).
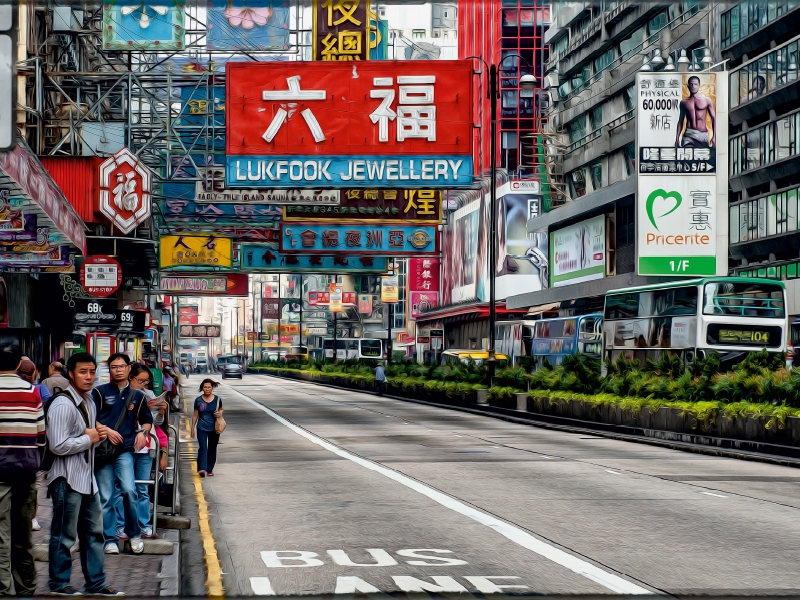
[{"x1": 191, "y1": 379, "x2": 223, "y2": 477}]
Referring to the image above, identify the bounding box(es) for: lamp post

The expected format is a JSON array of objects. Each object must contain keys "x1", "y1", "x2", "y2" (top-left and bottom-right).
[{"x1": 467, "y1": 54, "x2": 537, "y2": 386}]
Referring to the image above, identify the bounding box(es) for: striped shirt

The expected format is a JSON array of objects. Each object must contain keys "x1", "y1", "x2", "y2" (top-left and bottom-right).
[
  {"x1": 0, "y1": 373, "x2": 45, "y2": 484},
  {"x1": 46, "y1": 385, "x2": 98, "y2": 495}
]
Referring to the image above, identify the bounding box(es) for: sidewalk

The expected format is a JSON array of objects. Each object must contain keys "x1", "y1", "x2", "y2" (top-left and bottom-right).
[{"x1": 32, "y1": 484, "x2": 165, "y2": 596}]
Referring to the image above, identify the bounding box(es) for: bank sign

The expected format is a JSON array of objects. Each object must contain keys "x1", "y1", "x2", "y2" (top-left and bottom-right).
[
  {"x1": 226, "y1": 61, "x2": 474, "y2": 188},
  {"x1": 636, "y1": 73, "x2": 727, "y2": 276}
]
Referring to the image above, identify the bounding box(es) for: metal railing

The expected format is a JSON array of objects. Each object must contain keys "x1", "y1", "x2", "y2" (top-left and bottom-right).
[{"x1": 722, "y1": 0, "x2": 800, "y2": 49}]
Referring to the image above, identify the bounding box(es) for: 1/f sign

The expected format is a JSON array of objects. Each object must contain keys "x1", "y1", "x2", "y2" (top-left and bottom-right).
[{"x1": 670, "y1": 260, "x2": 691, "y2": 272}]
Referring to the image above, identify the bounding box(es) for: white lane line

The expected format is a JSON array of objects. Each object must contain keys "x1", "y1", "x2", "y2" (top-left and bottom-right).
[
  {"x1": 541, "y1": 455, "x2": 555, "y2": 460},
  {"x1": 605, "y1": 470, "x2": 622, "y2": 475},
  {"x1": 700, "y1": 491, "x2": 727, "y2": 498},
  {"x1": 228, "y1": 388, "x2": 653, "y2": 596}
]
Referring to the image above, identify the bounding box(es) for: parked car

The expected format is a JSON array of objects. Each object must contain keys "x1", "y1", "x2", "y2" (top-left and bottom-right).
[{"x1": 221, "y1": 363, "x2": 244, "y2": 379}]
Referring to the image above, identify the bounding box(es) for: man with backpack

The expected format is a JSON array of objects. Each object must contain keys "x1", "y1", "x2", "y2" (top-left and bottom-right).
[
  {"x1": 46, "y1": 352, "x2": 123, "y2": 597},
  {"x1": 43, "y1": 362, "x2": 69, "y2": 396},
  {"x1": 0, "y1": 342, "x2": 45, "y2": 595},
  {"x1": 92, "y1": 354, "x2": 153, "y2": 556}
]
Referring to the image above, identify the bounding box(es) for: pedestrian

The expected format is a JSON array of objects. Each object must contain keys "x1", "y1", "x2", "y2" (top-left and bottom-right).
[
  {"x1": 0, "y1": 342, "x2": 45, "y2": 596},
  {"x1": 17, "y1": 359, "x2": 52, "y2": 405},
  {"x1": 190, "y1": 379, "x2": 223, "y2": 478},
  {"x1": 92, "y1": 354, "x2": 153, "y2": 555},
  {"x1": 47, "y1": 352, "x2": 124, "y2": 597},
  {"x1": 126, "y1": 364, "x2": 167, "y2": 539},
  {"x1": 374, "y1": 362, "x2": 387, "y2": 396},
  {"x1": 162, "y1": 368, "x2": 178, "y2": 411},
  {"x1": 43, "y1": 362, "x2": 69, "y2": 396}
]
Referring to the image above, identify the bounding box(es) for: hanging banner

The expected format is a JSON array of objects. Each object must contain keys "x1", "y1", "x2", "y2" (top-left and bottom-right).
[
  {"x1": 159, "y1": 234, "x2": 234, "y2": 269},
  {"x1": 636, "y1": 72, "x2": 727, "y2": 276},
  {"x1": 281, "y1": 223, "x2": 438, "y2": 255},
  {"x1": 242, "y1": 242, "x2": 389, "y2": 273},
  {"x1": 226, "y1": 61, "x2": 474, "y2": 188},
  {"x1": 358, "y1": 293, "x2": 373, "y2": 314},
  {"x1": 284, "y1": 188, "x2": 442, "y2": 222},
  {"x1": 313, "y1": 0, "x2": 368, "y2": 61},
  {"x1": 381, "y1": 274, "x2": 399, "y2": 303}
]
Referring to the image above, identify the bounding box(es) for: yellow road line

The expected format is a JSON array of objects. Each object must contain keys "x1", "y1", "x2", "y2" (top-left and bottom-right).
[{"x1": 182, "y1": 388, "x2": 225, "y2": 599}]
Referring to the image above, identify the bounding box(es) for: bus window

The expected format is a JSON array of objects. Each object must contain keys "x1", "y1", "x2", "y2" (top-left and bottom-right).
[
  {"x1": 653, "y1": 286, "x2": 698, "y2": 316},
  {"x1": 360, "y1": 339, "x2": 382, "y2": 357},
  {"x1": 604, "y1": 293, "x2": 639, "y2": 319},
  {"x1": 703, "y1": 282, "x2": 785, "y2": 318},
  {"x1": 578, "y1": 316, "x2": 602, "y2": 340}
]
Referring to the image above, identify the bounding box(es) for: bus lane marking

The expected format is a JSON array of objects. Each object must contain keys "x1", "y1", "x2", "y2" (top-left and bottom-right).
[{"x1": 228, "y1": 388, "x2": 654, "y2": 596}]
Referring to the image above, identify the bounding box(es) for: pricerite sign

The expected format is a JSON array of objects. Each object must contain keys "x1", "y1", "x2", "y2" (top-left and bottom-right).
[
  {"x1": 636, "y1": 73, "x2": 727, "y2": 276},
  {"x1": 225, "y1": 61, "x2": 474, "y2": 188}
]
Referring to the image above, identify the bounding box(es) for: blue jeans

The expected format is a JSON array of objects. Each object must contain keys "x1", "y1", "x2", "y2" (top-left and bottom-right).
[
  {"x1": 196, "y1": 429, "x2": 220, "y2": 473},
  {"x1": 48, "y1": 479, "x2": 106, "y2": 593},
  {"x1": 96, "y1": 452, "x2": 141, "y2": 544},
  {"x1": 115, "y1": 453, "x2": 153, "y2": 533}
]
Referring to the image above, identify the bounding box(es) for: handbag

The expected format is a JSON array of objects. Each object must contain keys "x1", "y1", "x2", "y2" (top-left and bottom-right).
[
  {"x1": 95, "y1": 388, "x2": 136, "y2": 461},
  {"x1": 214, "y1": 397, "x2": 226, "y2": 434}
]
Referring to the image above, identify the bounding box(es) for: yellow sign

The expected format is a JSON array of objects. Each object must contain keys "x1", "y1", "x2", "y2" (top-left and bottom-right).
[
  {"x1": 381, "y1": 274, "x2": 399, "y2": 303},
  {"x1": 159, "y1": 235, "x2": 233, "y2": 269}
]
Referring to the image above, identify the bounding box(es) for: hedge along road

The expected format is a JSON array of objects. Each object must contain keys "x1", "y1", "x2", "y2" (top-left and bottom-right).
[{"x1": 201, "y1": 373, "x2": 800, "y2": 597}]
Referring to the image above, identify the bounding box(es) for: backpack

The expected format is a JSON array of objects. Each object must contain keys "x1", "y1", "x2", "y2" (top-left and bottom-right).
[{"x1": 40, "y1": 391, "x2": 91, "y2": 473}]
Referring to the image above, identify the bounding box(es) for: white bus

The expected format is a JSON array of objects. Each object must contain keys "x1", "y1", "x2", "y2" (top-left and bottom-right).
[
  {"x1": 603, "y1": 277, "x2": 787, "y2": 370},
  {"x1": 323, "y1": 338, "x2": 384, "y2": 360}
]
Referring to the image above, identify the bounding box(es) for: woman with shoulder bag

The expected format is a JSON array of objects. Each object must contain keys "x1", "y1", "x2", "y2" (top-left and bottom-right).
[{"x1": 191, "y1": 379, "x2": 224, "y2": 477}]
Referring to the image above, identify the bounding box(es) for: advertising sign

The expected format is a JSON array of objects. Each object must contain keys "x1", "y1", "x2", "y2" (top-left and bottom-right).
[
  {"x1": 159, "y1": 235, "x2": 233, "y2": 269},
  {"x1": 98, "y1": 148, "x2": 152, "y2": 234},
  {"x1": 308, "y1": 291, "x2": 356, "y2": 306},
  {"x1": 636, "y1": 72, "x2": 726, "y2": 276},
  {"x1": 381, "y1": 274, "x2": 399, "y2": 303},
  {"x1": 262, "y1": 298, "x2": 281, "y2": 320},
  {"x1": 358, "y1": 293, "x2": 373, "y2": 314},
  {"x1": 226, "y1": 61, "x2": 474, "y2": 188},
  {"x1": 242, "y1": 242, "x2": 389, "y2": 273},
  {"x1": 160, "y1": 197, "x2": 283, "y2": 226},
  {"x1": 550, "y1": 215, "x2": 606, "y2": 288},
  {"x1": 284, "y1": 188, "x2": 442, "y2": 222},
  {"x1": 195, "y1": 167, "x2": 339, "y2": 205},
  {"x1": 206, "y1": 0, "x2": 292, "y2": 51},
  {"x1": 103, "y1": 0, "x2": 185, "y2": 51},
  {"x1": 410, "y1": 292, "x2": 438, "y2": 318},
  {"x1": 80, "y1": 255, "x2": 122, "y2": 298},
  {"x1": 313, "y1": 0, "x2": 368, "y2": 61},
  {"x1": 281, "y1": 224, "x2": 437, "y2": 255},
  {"x1": 496, "y1": 184, "x2": 548, "y2": 297},
  {"x1": 179, "y1": 324, "x2": 222, "y2": 338},
  {"x1": 159, "y1": 274, "x2": 249, "y2": 296},
  {"x1": 441, "y1": 198, "x2": 482, "y2": 305},
  {"x1": 329, "y1": 283, "x2": 343, "y2": 313}
]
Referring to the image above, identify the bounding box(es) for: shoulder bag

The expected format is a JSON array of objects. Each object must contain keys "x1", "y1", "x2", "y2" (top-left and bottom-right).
[
  {"x1": 95, "y1": 388, "x2": 137, "y2": 461},
  {"x1": 214, "y1": 397, "x2": 226, "y2": 434}
]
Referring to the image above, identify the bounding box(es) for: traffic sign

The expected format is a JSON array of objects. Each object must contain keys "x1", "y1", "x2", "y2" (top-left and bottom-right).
[{"x1": 80, "y1": 256, "x2": 122, "y2": 298}]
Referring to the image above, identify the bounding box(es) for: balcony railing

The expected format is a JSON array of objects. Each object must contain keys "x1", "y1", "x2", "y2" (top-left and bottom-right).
[
  {"x1": 730, "y1": 34, "x2": 800, "y2": 109},
  {"x1": 721, "y1": 0, "x2": 800, "y2": 50},
  {"x1": 729, "y1": 108, "x2": 800, "y2": 175},
  {"x1": 730, "y1": 185, "x2": 800, "y2": 245}
]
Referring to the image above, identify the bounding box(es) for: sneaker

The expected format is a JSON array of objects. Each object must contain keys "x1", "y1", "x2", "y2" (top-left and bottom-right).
[
  {"x1": 141, "y1": 527, "x2": 154, "y2": 539},
  {"x1": 104, "y1": 542, "x2": 119, "y2": 555},
  {"x1": 87, "y1": 587, "x2": 125, "y2": 598},
  {"x1": 207, "y1": 472, "x2": 214, "y2": 477},
  {"x1": 31, "y1": 518, "x2": 41, "y2": 531},
  {"x1": 130, "y1": 537, "x2": 144, "y2": 554},
  {"x1": 49, "y1": 586, "x2": 83, "y2": 596},
  {"x1": 115, "y1": 528, "x2": 128, "y2": 541}
]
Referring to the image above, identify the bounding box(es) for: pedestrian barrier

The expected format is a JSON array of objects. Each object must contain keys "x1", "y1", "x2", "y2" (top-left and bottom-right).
[{"x1": 133, "y1": 431, "x2": 162, "y2": 536}]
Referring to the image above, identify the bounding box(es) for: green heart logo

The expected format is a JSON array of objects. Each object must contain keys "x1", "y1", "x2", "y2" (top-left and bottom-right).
[{"x1": 646, "y1": 189, "x2": 682, "y2": 231}]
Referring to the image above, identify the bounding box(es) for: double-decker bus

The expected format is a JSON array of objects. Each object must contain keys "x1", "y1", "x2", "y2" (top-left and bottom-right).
[
  {"x1": 323, "y1": 338, "x2": 384, "y2": 360},
  {"x1": 603, "y1": 277, "x2": 787, "y2": 370},
  {"x1": 495, "y1": 315, "x2": 602, "y2": 368}
]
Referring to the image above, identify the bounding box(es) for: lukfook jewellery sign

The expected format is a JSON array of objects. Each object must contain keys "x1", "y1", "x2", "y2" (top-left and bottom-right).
[{"x1": 635, "y1": 72, "x2": 728, "y2": 276}]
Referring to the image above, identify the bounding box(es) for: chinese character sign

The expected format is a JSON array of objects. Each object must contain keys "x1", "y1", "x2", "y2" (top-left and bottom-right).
[
  {"x1": 408, "y1": 258, "x2": 440, "y2": 292},
  {"x1": 226, "y1": 62, "x2": 474, "y2": 188},
  {"x1": 313, "y1": 0, "x2": 368, "y2": 61},
  {"x1": 284, "y1": 188, "x2": 442, "y2": 222},
  {"x1": 281, "y1": 224, "x2": 438, "y2": 255},
  {"x1": 159, "y1": 235, "x2": 233, "y2": 269},
  {"x1": 98, "y1": 148, "x2": 152, "y2": 235},
  {"x1": 241, "y1": 242, "x2": 389, "y2": 273},
  {"x1": 636, "y1": 72, "x2": 727, "y2": 277},
  {"x1": 637, "y1": 74, "x2": 717, "y2": 174}
]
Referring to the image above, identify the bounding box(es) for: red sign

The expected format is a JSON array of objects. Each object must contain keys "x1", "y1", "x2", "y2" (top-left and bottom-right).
[
  {"x1": 159, "y1": 274, "x2": 249, "y2": 296},
  {"x1": 98, "y1": 148, "x2": 152, "y2": 235},
  {"x1": 308, "y1": 291, "x2": 356, "y2": 306},
  {"x1": 226, "y1": 61, "x2": 474, "y2": 157},
  {"x1": 409, "y1": 258, "x2": 440, "y2": 292},
  {"x1": 178, "y1": 306, "x2": 199, "y2": 325},
  {"x1": 80, "y1": 255, "x2": 122, "y2": 298}
]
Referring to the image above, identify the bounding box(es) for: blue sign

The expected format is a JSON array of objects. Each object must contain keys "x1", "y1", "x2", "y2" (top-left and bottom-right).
[
  {"x1": 226, "y1": 155, "x2": 474, "y2": 188},
  {"x1": 206, "y1": 0, "x2": 292, "y2": 51},
  {"x1": 280, "y1": 224, "x2": 438, "y2": 255},
  {"x1": 160, "y1": 195, "x2": 282, "y2": 225},
  {"x1": 242, "y1": 243, "x2": 389, "y2": 273}
]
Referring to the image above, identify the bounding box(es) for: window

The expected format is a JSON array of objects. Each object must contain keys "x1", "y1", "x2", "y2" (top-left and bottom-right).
[
  {"x1": 552, "y1": 33, "x2": 569, "y2": 56},
  {"x1": 567, "y1": 114, "x2": 587, "y2": 144},
  {"x1": 617, "y1": 201, "x2": 634, "y2": 246},
  {"x1": 432, "y1": 29, "x2": 441, "y2": 38},
  {"x1": 569, "y1": 168, "x2": 587, "y2": 198},
  {"x1": 589, "y1": 161, "x2": 602, "y2": 190},
  {"x1": 589, "y1": 105, "x2": 602, "y2": 131},
  {"x1": 571, "y1": 64, "x2": 591, "y2": 93},
  {"x1": 703, "y1": 282, "x2": 785, "y2": 318},
  {"x1": 618, "y1": 26, "x2": 644, "y2": 62},
  {"x1": 593, "y1": 47, "x2": 616, "y2": 74},
  {"x1": 648, "y1": 10, "x2": 668, "y2": 35},
  {"x1": 623, "y1": 142, "x2": 636, "y2": 176},
  {"x1": 623, "y1": 84, "x2": 635, "y2": 112},
  {"x1": 412, "y1": 29, "x2": 426, "y2": 38}
]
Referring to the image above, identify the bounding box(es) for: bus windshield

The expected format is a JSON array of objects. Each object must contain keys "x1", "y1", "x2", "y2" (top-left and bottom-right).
[
  {"x1": 703, "y1": 282, "x2": 785, "y2": 318},
  {"x1": 360, "y1": 340, "x2": 382, "y2": 357}
]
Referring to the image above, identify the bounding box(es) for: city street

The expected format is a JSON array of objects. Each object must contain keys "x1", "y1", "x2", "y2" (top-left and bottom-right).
[{"x1": 193, "y1": 374, "x2": 800, "y2": 597}]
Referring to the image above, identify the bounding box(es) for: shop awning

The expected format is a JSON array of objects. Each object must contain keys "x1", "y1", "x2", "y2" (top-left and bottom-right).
[
  {"x1": 0, "y1": 137, "x2": 87, "y2": 259},
  {"x1": 415, "y1": 301, "x2": 527, "y2": 325}
]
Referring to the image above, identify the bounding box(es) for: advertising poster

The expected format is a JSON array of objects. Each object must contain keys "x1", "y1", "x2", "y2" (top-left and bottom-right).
[
  {"x1": 381, "y1": 274, "x2": 399, "y2": 303},
  {"x1": 441, "y1": 199, "x2": 480, "y2": 304},
  {"x1": 358, "y1": 294, "x2": 373, "y2": 315},
  {"x1": 550, "y1": 215, "x2": 606, "y2": 288},
  {"x1": 329, "y1": 283, "x2": 343, "y2": 313},
  {"x1": 262, "y1": 298, "x2": 281, "y2": 320},
  {"x1": 636, "y1": 72, "x2": 727, "y2": 276}
]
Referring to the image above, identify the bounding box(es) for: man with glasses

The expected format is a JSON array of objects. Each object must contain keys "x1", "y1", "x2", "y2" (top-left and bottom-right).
[{"x1": 92, "y1": 354, "x2": 153, "y2": 555}]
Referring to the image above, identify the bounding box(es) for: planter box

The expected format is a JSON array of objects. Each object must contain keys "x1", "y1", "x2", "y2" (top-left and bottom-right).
[{"x1": 476, "y1": 389, "x2": 488, "y2": 405}]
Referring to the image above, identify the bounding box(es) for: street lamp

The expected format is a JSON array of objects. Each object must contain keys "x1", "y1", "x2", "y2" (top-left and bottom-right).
[{"x1": 467, "y1": 54, "x2": 536, "y2": 386}]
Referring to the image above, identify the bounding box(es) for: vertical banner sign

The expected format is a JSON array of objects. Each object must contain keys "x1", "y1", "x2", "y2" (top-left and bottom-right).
[
  {"x1": 329, "y1": 282, "x2": 343, "y2": 312},
  {"x1": 358, "y1": 293, "x2": 373, "y2": 314},
  {"x1": 408, "y1": 257, "x2": 440, "y2": 318},
  {"x1": 381, "y1": 274, "x2": 399, "y2": 303},
  {"x1": 313, "y1": 0, "x2": 368, "y2": 61},
  {"x1": 636, "y1": 73, "x2": 727, "y2": 276}
]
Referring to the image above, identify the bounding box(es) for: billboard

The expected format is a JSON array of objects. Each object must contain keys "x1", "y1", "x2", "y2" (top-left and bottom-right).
[
  {"x1": 241, "y1": 242, "x2": 389, "y2": 273},
  {"x1": 179, "y1": 324, "x2": 221, "y2": 338},
  {"x1": 206, "y1": 0, "x2": 292, "y2": 51},
  {"x1": 159, "y1": 274, "x2": 249, "y2": 296},
  {"x1": 441, "y1": 198, "x2": 482, "y2": 305},
  {"x1": 280, "y1": 223, "x2": 438, "y2": 255},
  {"x1": 284, "y1": 188, "x2": 442, "y2": 222},
  {"x1": 159, "y1": 235, "x2": 234, "y2": 269},
  {"x1": 550, "y1": 215, "x2": 605, "y2": 288},
  {"x1": 225, "y1": 61, "x2": 474, "y2": 187},
  {"x1": 103, "y1": 0, "x2": 185, "y2": 51},
  {"x1": 636, "y1": 73, "x2": 727, "y2": 276}
]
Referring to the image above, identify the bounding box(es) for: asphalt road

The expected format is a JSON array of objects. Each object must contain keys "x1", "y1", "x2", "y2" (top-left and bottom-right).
[{"x1": 193, "y1": 373, "x2": 800, "y2": 597}]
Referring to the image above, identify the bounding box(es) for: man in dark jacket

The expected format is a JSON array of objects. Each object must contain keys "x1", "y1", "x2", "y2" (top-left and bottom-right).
[
  {"x1": 92, "y1": 354, "x2": 153, "y2": 555},
  {"x1": 0, "y1": 342, "x2": 45, "y2": 594}
]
